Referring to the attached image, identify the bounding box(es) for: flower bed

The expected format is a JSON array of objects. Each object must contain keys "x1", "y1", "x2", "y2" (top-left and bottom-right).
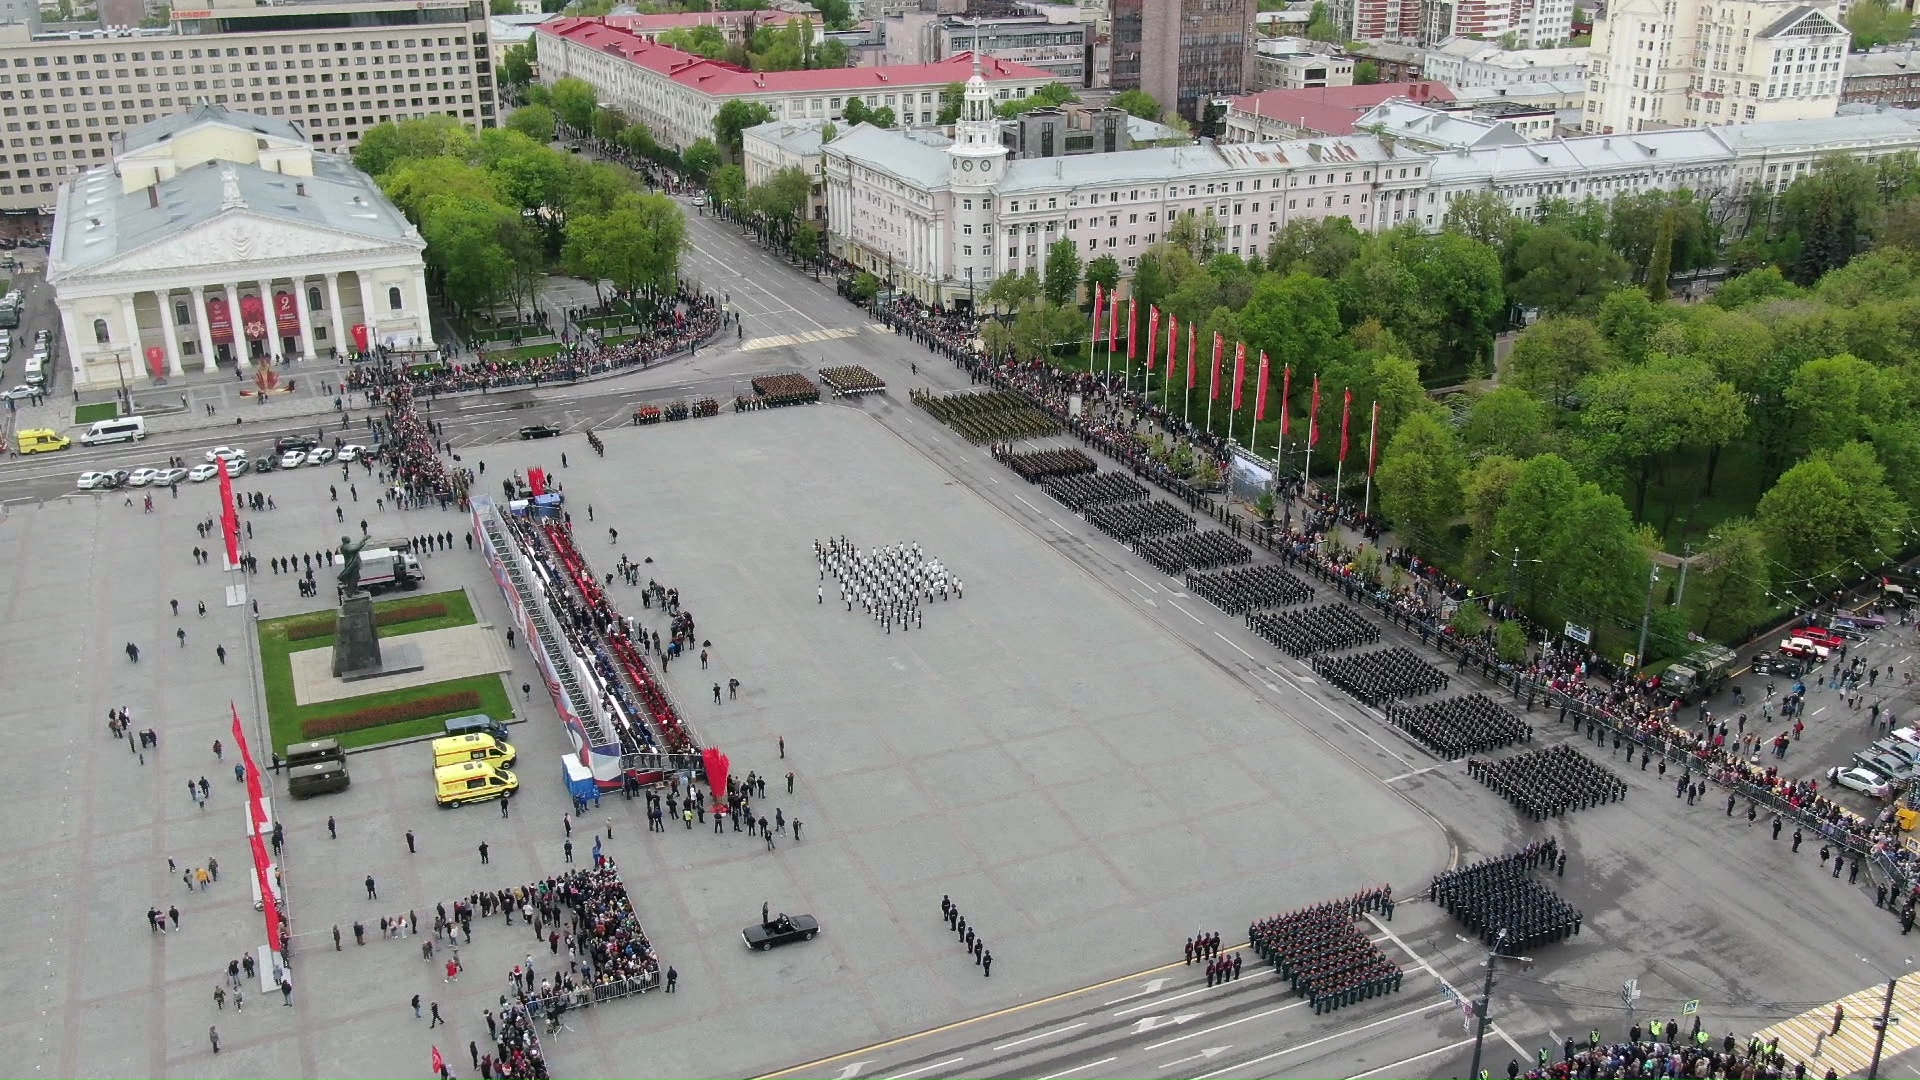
[
  {"x1": 819, "y1": 365, "x2": 886, "y2": 396},
  {"x1": 283, "y1": 599, "x2": 450, "y2": 642},
  {"x1": 751, "y1": 372, "x2": 820, "y2": 407},
  {"x1": 300, "y1": 688, "x2": 483, "y2": 739}
]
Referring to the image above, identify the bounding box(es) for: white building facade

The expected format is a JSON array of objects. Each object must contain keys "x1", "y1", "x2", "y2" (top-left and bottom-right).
[
  {"x1": 741, "y1": 118, "x2": 829, "y2": 222},
  {"x1": 48, "y1": 105, "x2": 431, "y2": 390},
  {"x1": 1421, "y1": 39, "x2": 1588, "y2": 86},
  {"x1": 1583, "y1": 0, "x2": 1847, "y2": 133}
]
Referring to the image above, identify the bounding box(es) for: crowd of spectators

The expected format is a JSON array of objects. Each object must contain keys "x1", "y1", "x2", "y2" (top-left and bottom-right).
[{"x1": 518, "y1": 863, "x2": 663, "y2": 1013}]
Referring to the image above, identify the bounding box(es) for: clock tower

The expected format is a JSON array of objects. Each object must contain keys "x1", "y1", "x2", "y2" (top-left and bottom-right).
[{"x1": 947, "y1": 55, "x2": 1007, "y2": 306}]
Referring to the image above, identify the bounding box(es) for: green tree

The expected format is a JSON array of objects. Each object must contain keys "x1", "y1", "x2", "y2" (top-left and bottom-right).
[
  {"x1": 1683, "y1": 519, "x2": 1772, "y2": 639},
  {"x1": 1847, "y1": 0, "x2": 1913, "y2": 50},
  {"x1": 1577, "y1": 355, "x2": 1746, "y2": 519},
  {"x1": 1010, "y1": 300, "x2": 1084, "y2": 361},
  {"x1": 1084, "y1": 255, "x2": 1122, "y2": 301},
  {"x1": 709, "y1": 163, "x2": 748, "y2": 214},
  {"x1": 589, "y1": 106, "x2": 629, "y2": 143},
  {"x1": 1167, "y1": 210, "x2": 1226, "y2": 260},
  {"x1": 421, "y1": 196, "x2": 516, "y2": 316},
  {"x1": 1506, "y1": 228, "x2": 1630, "y2": 317},
  {"x1": 352, "y1": 115, "x2": 474, "y2": 178},
  {"x1": 1442, "y1": 190, "x2": 1518, "y2": 249},
  {"x1": 1494, "y1": 620, "x2": 1529, "y2": 663},
  {"x1": 1353, "y1": 60, "x2": 1382, "y2": 84},
  {"x1": 1239, "y1": 271, "x2": 1342, "y2": 384},
  {"x1": 505, "y1": 104, "x2": 557, "y2": 143},
  {"x1": 713, "y1": 99, "x2": 776, "y2": 161},
  {"x1": 791, "y1": 221, "x2": 822, "y2": 267},
  {"x1": 817, "y1": 39, "x2": 850, "y2": 69},
  {"x1": 997, "y1": 82, "x2": 1080, "y2": 119},
  {"x1": 1712, "y1": 266, "x2": 1802, "y2": 310},
  {"x1": 747, "y1": 165, "x2": 813, "y2": 243},
  {"x1": 1757, "y1": 444, "x2": 1910, "y2": 577},
  {"x1": 984, "y1": 269, "x2": 1042, "y2": 314},
  {"x1": 867, "y1": 106, "x2": 898, "y2": 129},
  {"x1": 563, "y1": 191, "x2": 687, "y2": 302},
  {"x1": 1545, "y1": 483, "x2": 1650, "y2": 627},
  {"x1": 1461, "y1": 387, "x2": 1549, "y2": 461},
  {"x1": 936, "y1": 82, "x2": 966, "y2": 124},
  {"x1": 810, "y1": 0, "x2": 853, "y2": 29},
  {"x1": 680, "y1": 138, "x2": 722, "y2": 181},
  {"x1": 380, "y1": 156, "x2": 498, "y2": 222},
  {"x1": 499, "y1": 41, "x2": 536, "y2": 88},
  {"x1": 1043, "y1": 238, "x2": 1084, "y2": 307},
  {"x1": 1265, "y1": 217, "x2": 1363, "y2": 280},
  {"x1": 1490, "y1": 453, "x2": 1582, "y2": 610},
  {"x1": 1781, "y1": 155, "x2": 1881, "y2": 285},
  {"x1": 1461, "y1": 454, "x2": 1525, "y2": 573},
  {"x1": 1505, "y1": 315, "x2": 1609, "y2": 404},
  {"x1": 549, "y1": 76, "x2": 599, "y2": 133},
  {"x1": 1304, "y1": 0, "x2": 1340, "y2": 39},
  {"x1": 1594, "y1": 287, "x2": 1674, "y2": 366},
  {"x1": 1375, "y1": 411, "x2": 1465, "y2": 553},
  {"x1": 1784, "y1": 353, "x2": 1890, "y2": 455},
  {"x1": 1111, "y1": 89, "x2": 1162, "y2": 121},
  {"x1": 659, "y1": 24, "x2": 728, "y2": 58}
]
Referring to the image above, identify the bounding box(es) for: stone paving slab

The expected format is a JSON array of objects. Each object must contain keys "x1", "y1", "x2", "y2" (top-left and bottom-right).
[{"x1": 288, "y1": 623, "x2": 508, "y2": 706}]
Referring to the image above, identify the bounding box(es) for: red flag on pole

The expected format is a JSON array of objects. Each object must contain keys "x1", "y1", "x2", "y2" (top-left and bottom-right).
[
  {"x1": 1186, "y1": 325, "x2": 1198, "y2": 389},
  {"x1": 1164, "y1": 313, "x2": 1178, "y2": 384},
  {"x1": 1254, "y1": 351, "x2": 1271, "y2": 421},
  {"x1": 1146, "y1": 306, "x2": 1160, "y2": 370},
  {"x1": 1107, "y1": 291, "x2": 1118, "y2": 351},
  {"x1": 1231, "y1": 342, "x2": 1247, "y2": 411},
  {"x1": 1339, "y1": 388, "x2": 1353, "y2": 462},
  {"x1": 230, "y1": 705, "x2": 280, "y2": 954},
  {"x1": 1280, "y1": 365, "x2": 1293, "y2": 436},
  {"x1": 217, "y1": 463, "x2": 241, "y2": 568},
  {"x1": 1368, "y1": 400, "x2": 1382, "y2": 476},
  {"x1": 1092, "y1": 283, "x2": 1103, "y2": 332},
  {"x1": 1126, "y1": 298, "x2": 1138, "y2": 360},
  {"x1": 432, "y1": 1047, "x2": 446, "y2": 1077},
  {"x1": 1308, "y1": 376, "x2": 1322, "y2": 447},
  {"x1": 1209, "y1": 333, "x2": 1223, "y2": 400}
]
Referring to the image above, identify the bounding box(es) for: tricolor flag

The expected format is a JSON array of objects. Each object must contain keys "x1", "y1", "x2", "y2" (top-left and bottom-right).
[
  {"x1": 1231, "y1": 342, "x2": 1247, "y2": 411},
  {"x1": 1254, "y1": 351, "x2": 1271, "y2": 421}
]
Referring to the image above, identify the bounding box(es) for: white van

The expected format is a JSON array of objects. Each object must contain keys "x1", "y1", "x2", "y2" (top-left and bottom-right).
[
  {"x1": 79, "y1": 416, "x2": 145, "y2": 445},
  {"x1": 22, "y1": 355, "x2": 43, "y2": 386}
]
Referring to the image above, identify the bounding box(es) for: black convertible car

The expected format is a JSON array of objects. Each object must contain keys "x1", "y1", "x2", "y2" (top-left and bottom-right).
[
  {"x1": 742, "y1": 913, "x2": 820, "y2": 950},
  {"x1": 518, "y1": 424, "x2": 562, "y2": 440}
]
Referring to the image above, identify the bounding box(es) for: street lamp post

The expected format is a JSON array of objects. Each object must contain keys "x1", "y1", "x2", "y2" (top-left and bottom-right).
[{"x1": 1466, "y1": 930, "x2": 1532, "y2": 1080}]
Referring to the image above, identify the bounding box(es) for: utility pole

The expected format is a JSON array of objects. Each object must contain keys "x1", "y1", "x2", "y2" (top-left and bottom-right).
[
  {"x1": 1636, "y1": 565, "x2": 1660, "y2": 668},
  {"x1": 1869, "y1": 977, "x2": 1900, "y2": 1080},
  {"x1": 1675, "y1": 543, "x2": 1694, "y2": 607},
  {"x1": 1467, "y1": 929, "x2": 1511, "y2": 1080}
]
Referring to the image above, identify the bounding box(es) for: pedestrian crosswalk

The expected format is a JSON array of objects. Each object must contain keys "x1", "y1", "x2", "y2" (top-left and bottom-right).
[
  {"x1": 739, "y1": 327, "x2": 858, "y2": 352},
  {"x1": 1753, "y1": 969, "x2": 1920, "y2": 1074}
]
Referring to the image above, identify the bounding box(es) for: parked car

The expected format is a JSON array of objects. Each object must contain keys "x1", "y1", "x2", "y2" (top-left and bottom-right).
[
  {"x1": 337, "y1": 444, "x2": 366, "y2": 462},
  {"x1": 155, "y1": 467, "x2": 188, "y2": 486},
  {"x1": 205, "y1": 445, "x2": 247, "y2": 463},
  {"x1": 1853, "y1": 753, "x2": 1917, "y2": 785},
  {"x1": 125, "y1": 467, "x2": 162, "y2": 487},
  {"x1": 75, "y1": 470, "x2": 117, "y2": 490},
  {"x1": 279, "y1": 450, "x2": 307, "y2": 469},
  {"x1": 518, "y1": 424, "x2": 561, "y2": 440},
  {"x1": 742, "y1": 913, "x2": 820, "y2": 951},
  {"x1": 252, "y1": 456, "x2": 278, "y2": 474},
  {"x1": 220, "y1": 458, "x2": 246, "y2": 477},
  {"x1": 306, "y1": 446, "x2": 336, "y2": 465},
  {"x1": 274, "y1": 435, "x2": 317, "y2": 454},
  {"x1": 0, "y1": 384, "x2": 34, "y2": 400},
  {"x1": 1830, "y1": 766, "x2": 1894, "y2": 799},
  {"x1": 188, "y1": 463, "x2": 220, "y2": 482}
]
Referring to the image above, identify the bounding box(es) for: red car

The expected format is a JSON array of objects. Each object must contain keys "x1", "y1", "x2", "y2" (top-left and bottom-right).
[{"x1": 1797, "y1": 627, "x2": 1847, "y2": 651}]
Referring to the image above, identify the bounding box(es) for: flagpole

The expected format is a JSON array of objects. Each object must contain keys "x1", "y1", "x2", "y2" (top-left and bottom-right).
[{"x1": 1363, "y1": 402, "x2": 1379, "y2": 518}]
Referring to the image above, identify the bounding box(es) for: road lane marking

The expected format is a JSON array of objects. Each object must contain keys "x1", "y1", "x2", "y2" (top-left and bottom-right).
[
  {"x1": 1385, "y1": 764, "x2": 1447, "y2": 783},
  {"x1": 1036, "y1": 1058, "x2": 1116, "y2": 1080},
  {"x1": 1347, "y1": 1036, "x2": 1476, "y2": 1078},
  {"x1": 882, "y1": 1057, "x2": 963, "y2": 1080},
  {"x1": 1125, "y1": 570, "x2": 1159, "y2": 591},
  {"x1": 1169, "y1": 600, "x2": 1202, "y2": 624},
  {"x1": 992, "y1": 1023, "x2": 1088, "y2": 1051},
  {"x1": 1104, "y1": 978, "x2": 1172, "y2": 1005},
  {"x1": 1012, "y1": 494, "x2": 1041, "y2": 513},
  {"x1": 1215, "y1": 631, "x2": 1256, "y2": 661},
  {"x1": 1193, "y1": 1002, "x2": 1450, "y2": 1079}
]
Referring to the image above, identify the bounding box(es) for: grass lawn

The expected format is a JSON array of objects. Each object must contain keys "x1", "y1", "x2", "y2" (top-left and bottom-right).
[
  {"x1": 1626, "y1": 439, "x2": 1766, "y2": 555},
  {"x1": 488, "y1": 341, "x2": 565, "y2": 363},
  {"x1": 256, "y1": 589, "x2": 515, "y2": 752},
  {"x1": 602, "y1": 333, "x2": 635, "y2": 347},
  {"x1": 73, "y1": 401, "x2": 116, "y2": 425},
  {"x1": 577, "y1": 314, "x2": 633, "y2": 331}
]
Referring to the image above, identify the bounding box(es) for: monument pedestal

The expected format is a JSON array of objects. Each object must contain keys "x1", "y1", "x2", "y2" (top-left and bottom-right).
[{"x1": 332, "y1": 593, "x2": 424, "y2": 682}]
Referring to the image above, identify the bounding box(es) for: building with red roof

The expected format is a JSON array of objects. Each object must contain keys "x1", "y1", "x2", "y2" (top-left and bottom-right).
[
  {"x1": 534, "y1": 17, "x2": 1057, "y2": 151},
  {"x1": 1221, "y1": 81, "x2": 1456, "y2": 141}
]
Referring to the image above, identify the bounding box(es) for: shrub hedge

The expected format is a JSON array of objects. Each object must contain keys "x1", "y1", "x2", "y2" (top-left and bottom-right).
[
  {"x1": 300, "y1": 689, "x2": 483, "y2": 739},
  {"x1": 283, "y1": 600, "x2": 449, "y2": 642}
]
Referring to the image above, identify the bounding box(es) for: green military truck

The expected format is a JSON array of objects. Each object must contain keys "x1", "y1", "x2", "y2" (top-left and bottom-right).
[{"x1": 1660, "y1": 644, "x2": 1739, "y2": 704}]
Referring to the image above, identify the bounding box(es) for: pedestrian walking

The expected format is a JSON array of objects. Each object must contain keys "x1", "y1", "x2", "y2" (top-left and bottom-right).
[{"x1": 209, "y1": 1026, "x2": 220, "y2": 1054}]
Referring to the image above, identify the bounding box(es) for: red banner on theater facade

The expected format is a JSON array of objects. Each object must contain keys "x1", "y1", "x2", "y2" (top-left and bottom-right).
[
  {"x1": 274, "y1": 291, "x2": 300, "y2": 336},
  {"x1": 239, "y1": 295, "x2": 268, "y2": 341},
  {"x1": 350, "y1": 323, "x2": 370, "y2": 353},
  {"x1": 145, "y1": 345, "x2": 167, "y2": 379},
  {"x1": 207, "y1": 297, "x2": 234, "y2": 344}
]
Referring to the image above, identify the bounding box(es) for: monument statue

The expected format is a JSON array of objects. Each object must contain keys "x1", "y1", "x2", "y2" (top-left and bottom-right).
[{"x1": 337, "y1": 526, "x2": 372, "y2": 596}]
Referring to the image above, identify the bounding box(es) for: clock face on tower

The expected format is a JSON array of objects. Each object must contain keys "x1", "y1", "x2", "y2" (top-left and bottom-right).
[
  {"x1": 981, "y1": 159, "x2": 993, "y2": 173},
  {"x1": 961, "y1": 159, "x2": 975, "y2": 171}
]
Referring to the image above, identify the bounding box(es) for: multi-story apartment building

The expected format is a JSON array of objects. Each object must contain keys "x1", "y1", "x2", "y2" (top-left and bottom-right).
[
  {"x1": 1252, "y1": 38, "x2": 1355, "y2": 91},
  {"x1": 1582, "y1": 0, "x2": 1846, "y2": 133},
  {"x1": 1421, "y1": 39, "x2": 1588, "y2": 86},
  {"x1": 741, "y1": 117, "x2": 828, "y2": 221},
  {"x1": 1109, "y1": 0, "x2": 1253, "y2": 121},
  {"x1": 1220, "y1": 81, "x2": 1455, "y2": 140},
  {"x1": 535, "y1": 17, "x2": 1053, "y2": 152},
  {"x1": 0, "y1": 0, "x2": 493, "y2": 215},
  {"x1": 1842, "y1": 50, "x2": 1920, "y2": 109},
  {"x1": 881, "y1": 8, "x2": 1090, "y2": 84}
]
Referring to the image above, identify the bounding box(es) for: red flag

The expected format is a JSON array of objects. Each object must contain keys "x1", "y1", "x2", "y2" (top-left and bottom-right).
[
  {"x1": 1231, "y1": 342, "x2": 1247, "y2": 411},
  {"x1": 1208, "y1": 333, "x2": 1223, "y2": 401},
  {"x1": 1164, "y1": 313, "x2": 1179, "y2": 384},
  {"x1": 1126, "y1": 298, "x2": 1138, "y2": 360},
  {"x1": 1186, "y1": 325, "x2": 1198, "y2": 389},
  {"x1": 1308, "y1": 376, "x2": 1322, "y2": 447},
  {"x1": 1339, "y1": 388, "x2": 1353, "y2": 462},
  {"x1": 1092, "y1": 283, "x2": 1103, "y2": 333},
  {"x1": 230, "y1": 705, "x2": 280, "y2": 953},
  {"x1": 217, "y1": 461, "x2": 241, "y2": 567},
  {"x1": 1368, "y1": 400, "x2": 1382, "y2": 476},
  {"x1": 432, "y1": 1047, "x2": 446, "y2": 1076},
  {"x1": 1107, "y1": 291, "x2": 1118, "y2": 351},
  {"x1": 1280, "y1": 365, "x2": 1292, "y2": 436},
  {"x1": 1146, "y1": 306, "x2": 1160, "y2": 370},
  {"x1": 1254, "y1": 351, "x2": 1271, "y2": 421}
]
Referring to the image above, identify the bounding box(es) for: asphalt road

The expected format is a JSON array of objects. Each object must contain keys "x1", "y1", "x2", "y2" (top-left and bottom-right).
[{"x1": 9, "y1": 191, "x2": 1915, "y2": 1078}]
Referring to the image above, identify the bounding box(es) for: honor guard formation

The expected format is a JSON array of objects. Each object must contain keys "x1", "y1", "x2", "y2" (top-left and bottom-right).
[
  {"x1": 998, "y1": 446, "x2": 1097, "y2": 483},
  {"x1": 817, "y1": 537, "x2": 962, "y2": 634},
  {"x1": 1385, "y1": 693, "x2": 1534, "y2": 759},
  {"x1": 1247, "y1": 604, "x2": 1381, "y2": 659},
  {"x1": 1134, "y1": 530, "x2": 1252, "y2": 576},
  {"x1": 1430, "y1": 840, "x2": 1583, "y2": 952},
  {"x1": 1086, "y1": 499, "x2": 1196, "y2": 542},
  {"x1": 1469, "y1": 744, "x2": 1628, "y2": 821},
  {"x1": 1313, "y1": 646, "x2": 1451, "y2": 707},
  {"x1": 1187, "y1": 564, "x2": 1315, "y2": 614},
  {"x1": 1249, "y1": 886, "x2": 1405, "y2": 1015},
  {"x1": 1043, "y1": 471, "x2": 1147, "y2": 512}
]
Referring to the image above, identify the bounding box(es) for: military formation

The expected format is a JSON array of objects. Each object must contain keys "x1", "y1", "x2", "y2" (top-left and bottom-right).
[
  {"x1": 1134, "y1": 530, "x2": 1252, "y2": 575},
  {"x1": 1469, "y1": 744, "x2": 1627, "y2": 821},
  {"x1": 1043, "y1": 471, "x2": 1146, "y2": 512},
  {"x1": 816, "y1": 537, "x2": 962, "y2": 634},
  {"x1": 1086, "y1": 499, "x2": 1196, "y2": 542},
  {"x1": 997, "y1": 445, "x2": 1096, "y2": 483},
  {"x1": 1386, "y1": 693, "x2": 1533, "y2": 759},
  {"x1": 1247, "y1": 603, "x2": 1381, "y2": 659},
  {"x1": 1188, "y1": 564, "x2": 1315, "y2": 615},
  {"x1": 1314, "y1": 646, "x2": 1450, "y2": 707},
  {"x1": 1430, "y1": 840, "x2": 1582, "y2": 952},
  {"x1": 1249, "y1": 887, "x2": 1405, "y2": 1014}
]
